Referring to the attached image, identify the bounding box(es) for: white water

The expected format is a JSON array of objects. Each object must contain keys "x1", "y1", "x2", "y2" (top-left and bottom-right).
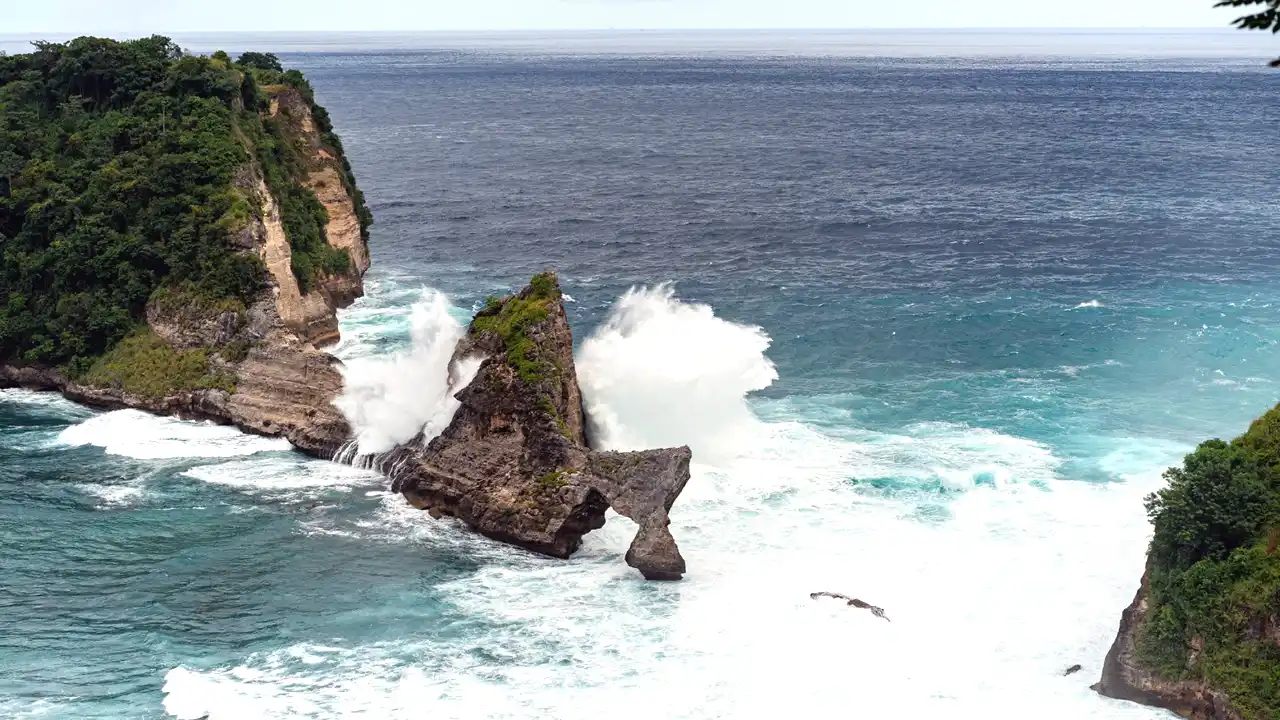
[
  {"x1": 578, "y1": 284, "x2": 778, "y2": 463},
  {"x1": 334, "y1": 289, "x2": 483, "y2": 455},
  {"x1": 57, "y1": 409, "x2": 290, "y2": 460},
  {"x1": 162, "y1": 285, "x2": 1174, "y2": 720},
  {"x1": 183, "y1": 457, "x2": 382, "y2": 501}
]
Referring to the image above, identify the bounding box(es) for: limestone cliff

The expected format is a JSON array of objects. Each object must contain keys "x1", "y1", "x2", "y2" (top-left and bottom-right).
[
  {"x1": 376, "y1": 272, "x2": 694, "y2": 581},
  {"x1": 0, "y1": 54, "x2": 368, "y2": 459}
]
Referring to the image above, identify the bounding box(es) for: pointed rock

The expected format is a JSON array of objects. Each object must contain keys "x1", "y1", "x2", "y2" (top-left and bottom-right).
[{"x1": 380, "y1": 272, "x2": 693, "y2": 579}]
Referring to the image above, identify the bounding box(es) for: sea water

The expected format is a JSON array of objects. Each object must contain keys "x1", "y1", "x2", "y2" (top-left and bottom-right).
[{"x1": 2, "y1": 32, "x2": 1279, "y2": 719}]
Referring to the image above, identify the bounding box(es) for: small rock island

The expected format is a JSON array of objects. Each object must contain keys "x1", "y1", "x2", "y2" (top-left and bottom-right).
[{"x1": 378, "y1": 272, "x2": 693, "y2": 580}]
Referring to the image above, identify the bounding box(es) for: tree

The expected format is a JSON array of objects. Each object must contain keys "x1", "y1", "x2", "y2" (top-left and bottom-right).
[
  {"x1": 1216, "y1": 0, "x2": 1280, "y2": 66},
  {"x1": 236, "y1": 51, "x2": 282, "y2": 73}
]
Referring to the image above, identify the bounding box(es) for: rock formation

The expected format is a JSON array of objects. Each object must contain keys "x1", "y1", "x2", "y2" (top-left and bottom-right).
[
  {"x1": 1, "y1": 81, "x2": 366, "y2": 459},
  {"x1": 1093, "y1": 571, "x2": 1244, "y2": 720},
  {"x1": 376, "y1": 272, "x2": 694, "y2": 581},
  {"x1": 810, "y1": 592, "x2": 891, "y2": 621}
]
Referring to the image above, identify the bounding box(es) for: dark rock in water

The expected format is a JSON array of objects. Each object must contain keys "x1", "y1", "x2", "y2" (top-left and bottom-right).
[
  {"x1": 810, "y1": 591, "x2": 890, "y2": 621},
  {"x1": 1064, "y1": 664, "x2": 1082, "y2": 676},
  {"x1": 379, "y1": 272, "x2": 693, "y2": 581}
]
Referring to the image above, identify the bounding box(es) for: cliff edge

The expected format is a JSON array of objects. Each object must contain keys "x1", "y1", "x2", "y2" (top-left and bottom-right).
[
  {"x1": 0, "y1": 39, "x2": 369, "y2": 457},
  {"x1": 1094, "y1": 571, "x2": 1245, "y2": 720},
  {"x1": 1095, "y1": 406, "x2": 1280, "y2": 720},
  {"x1": 378, "y1": 272, "x2": 693, "y2": 581}
]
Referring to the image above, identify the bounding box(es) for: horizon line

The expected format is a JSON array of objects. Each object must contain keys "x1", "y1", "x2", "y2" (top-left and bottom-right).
[{"x1": 0, "y1": 27, "x2": 1245, "y2": 37}]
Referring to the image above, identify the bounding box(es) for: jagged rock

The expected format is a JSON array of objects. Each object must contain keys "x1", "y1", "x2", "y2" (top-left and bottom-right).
[
  {"x1": 1093, "y1": 570, "x2": 1243, "y2": 720},
  {"x1": 146, "y1": 298, "x2": 242, "y2": 349},
  {"x1": 810, "y1": 592, "x2": 890, "y2": 621},
  {"x1": 380, "y1": 272, "x2": 694, "y2": 580}
]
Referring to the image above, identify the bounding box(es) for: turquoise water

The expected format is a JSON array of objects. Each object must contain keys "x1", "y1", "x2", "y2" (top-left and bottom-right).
[{"x1": 3, "y1": 34, "x2": 1280, "y2": 719}]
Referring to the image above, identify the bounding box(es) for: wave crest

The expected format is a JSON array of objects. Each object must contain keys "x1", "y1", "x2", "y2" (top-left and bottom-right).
[{"x1": 576, "y1": 284, "x2": 777, "y2": 464}]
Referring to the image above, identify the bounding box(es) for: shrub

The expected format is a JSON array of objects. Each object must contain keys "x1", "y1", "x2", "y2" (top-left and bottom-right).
[
  {"x1": 80, "y1": 329, "x2": 235, "y2": 398},
  {"x1": 1146, "y1": 439, "x2": 1274, "y2": 573}
]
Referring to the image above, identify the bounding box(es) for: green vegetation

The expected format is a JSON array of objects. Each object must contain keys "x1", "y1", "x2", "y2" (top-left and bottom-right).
[
  {"x1": 537, "y1": 468, "x2": 569, "y2": 489},
  {"x1": 149, "y1": 282, "x2": 246, "y2": 318},
  {"x1": 471, "y1": 272, "x2": 562, "y2": 384},
  {"x1": 81, "y1": 328, "x2": 235, "y2": 398},
  {"x1": 218, "y1": 338, "x2": 252, "y2": 363},
  {"x1": 1137, "y1": 404, "x2": 1280, "y2": 718},
  {"x1": 1217, "y1": 0, "x2": 1280, "y2": 66},
  {"x1": 0, "y1": 36, "x2": 370, "y2": 371}
]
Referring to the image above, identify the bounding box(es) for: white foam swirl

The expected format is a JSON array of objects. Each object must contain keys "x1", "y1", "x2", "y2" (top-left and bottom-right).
[{"x1": 57, "y1": 410, "x2": 290, "y2": 460}]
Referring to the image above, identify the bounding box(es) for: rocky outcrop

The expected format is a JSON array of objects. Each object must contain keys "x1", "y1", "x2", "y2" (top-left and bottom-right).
[
  {"x1": 378, "y1": 272, "x2": 694, "y2": 580},
  {"x1": 1, "y1": 83, "x2": 367, "y2": 461},
  {"x1": 0, "y1": 297, "x2": 351, "y2": 459},
  {"x1": 1094, "y1": 571, "x2": 1244, "y2": 720}
]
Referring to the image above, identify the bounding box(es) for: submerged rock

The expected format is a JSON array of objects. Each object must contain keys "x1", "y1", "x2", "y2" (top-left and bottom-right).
[
  {"x1": 379, "y1": 272, "x2": 693, "y2": 580},
  {"x1": 1064, "y1": 664, "x2": 1082, "y2": 676}
]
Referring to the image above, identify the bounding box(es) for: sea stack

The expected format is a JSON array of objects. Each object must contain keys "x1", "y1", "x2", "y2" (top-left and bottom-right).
[{"x1": 377, "y1": 272, "x2": 693, "y2": 580}]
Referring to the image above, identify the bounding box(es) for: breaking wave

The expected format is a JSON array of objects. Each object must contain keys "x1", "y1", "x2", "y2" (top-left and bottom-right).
[
  {"x1": 159, "y1": 283, "x2": 1173, "y2": 720},
  {"x1": 577, "y1": 284, "x2": 778, "y2": 464},
  {"x1": 334, "y1": 289, "x2": 483, "y2": 455}
]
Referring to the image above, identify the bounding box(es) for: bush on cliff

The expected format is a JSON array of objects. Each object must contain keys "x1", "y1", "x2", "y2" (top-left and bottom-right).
[
  {"x1": 81, "y1": 328, "x2": 235, "y2": 398},
  {"x1": 471, "y1": 272, "x2": 562, "y2": 384},
  {"x1": 1138, "y1": 404, "x2": 1280, "y2": 719}
]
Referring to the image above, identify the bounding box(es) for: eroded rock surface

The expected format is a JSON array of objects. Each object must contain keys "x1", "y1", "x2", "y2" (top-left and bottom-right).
[{"x1": 379, "y1": 272, "x2": 693, "y2": 580}]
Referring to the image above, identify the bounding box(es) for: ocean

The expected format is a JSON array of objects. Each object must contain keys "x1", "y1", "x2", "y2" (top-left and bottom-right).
[{"x1": 2, "y1": 30, "x2": 1279, "y2": 719}]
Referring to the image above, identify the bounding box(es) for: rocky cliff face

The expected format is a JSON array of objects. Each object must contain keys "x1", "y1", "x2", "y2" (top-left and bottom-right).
[
  {"x1": 1, "y1": 84, "x2": 365, "y2": 459},
  {"x1": 377, "y1": 273, "x2": 693, "y2": 581},
  {"x1": 1094, "y1": 571, "x2": 1245, "y2": 720}
]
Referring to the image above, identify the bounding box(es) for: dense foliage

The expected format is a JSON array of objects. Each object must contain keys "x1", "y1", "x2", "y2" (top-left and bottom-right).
[
  {"x1": 1217, "y1": 0, "x2": 1280, "y2": 65},
  {"x1": 1139, "y1": 405, "x2": 1280, "y2": 719},
  {"x1": 0, "y1": 36, "x2": 371, "y2": 372}
]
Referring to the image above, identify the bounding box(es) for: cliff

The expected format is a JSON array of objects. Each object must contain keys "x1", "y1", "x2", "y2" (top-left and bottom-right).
[
  {"x1": 0, "y1": 38, "x2": 369, "y2": 457},
  {"x1": 1096, "y1": 407, "x2": 1280, "y2": 719},
  {"x1": 377, "y1": 272, "x2": 694, "y2": 581},
  {"x1": 1095, "y1": 571, "x2": 1247, "y2": 720}
]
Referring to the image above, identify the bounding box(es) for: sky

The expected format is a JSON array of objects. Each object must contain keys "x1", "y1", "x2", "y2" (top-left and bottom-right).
[{"x1": 0, "y1": 0, "x2": 1242, "y2": 33}]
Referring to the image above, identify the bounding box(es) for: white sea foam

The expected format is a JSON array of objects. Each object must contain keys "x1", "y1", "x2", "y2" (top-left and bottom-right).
[
  {"x1": 80, "y1": 483, "x2": 146, "y2": 509},
  {"x1": 57, "y1": 410, "x2": 290, "y2": 460},
  {"x1": 577, "y1": 284, "x2": 778, "y2": 464},
  {"x1": 163, "y1": 286, "x2": 1170, "y2": 720},
  {"x1": 1073, "y1": 300, "x2": 1105, "y2": 309},
  {"x1": 0, "y1": 388, "x2": 92, "y2": 415},
  {"x1": 182, "y1": 458, "x2": 382, "y2": 501},
  {"x1": 334, "y1": 289, "x2": 482, "y2": 455}
]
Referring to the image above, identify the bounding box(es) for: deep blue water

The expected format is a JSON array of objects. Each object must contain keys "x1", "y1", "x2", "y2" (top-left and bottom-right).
[{"x1": 2, "y1": 34, "x2": 1279, "y2": 719}]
